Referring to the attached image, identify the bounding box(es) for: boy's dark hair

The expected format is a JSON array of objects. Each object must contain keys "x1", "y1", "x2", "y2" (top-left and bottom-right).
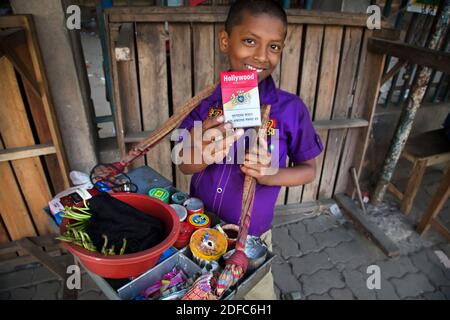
[{"x1": 225, "y1": 0, "x2": 288, "y2": 35}]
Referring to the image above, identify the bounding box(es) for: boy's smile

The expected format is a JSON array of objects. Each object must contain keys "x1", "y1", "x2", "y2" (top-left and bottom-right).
[{"x1": 219, "y1": 12, "x2": 286, "y2": 83}]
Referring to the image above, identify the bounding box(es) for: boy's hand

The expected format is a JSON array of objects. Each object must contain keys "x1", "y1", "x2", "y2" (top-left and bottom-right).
[
  {"x1": 240, "y1": 137, "x2": 277, "y2": 185},
  {"x1": 190, "y1": 116, "x2": 244, "y2": 164}
]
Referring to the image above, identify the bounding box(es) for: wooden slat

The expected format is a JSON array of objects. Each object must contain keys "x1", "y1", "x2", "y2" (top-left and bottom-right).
[
  {"x1": 335, "y1": 30, "x2": 387, "y2": 196},
  {"x1": 318, "y1": 27, "x2": 363, "y2": 200},
  {"x1": 115, "y1": 23, "x2": 145, "y2": 170},
  {"x1": 368, "y1": 37, "x2": 450, "y2": 74},
  {"x1": 313, "y1": 119, "x2": 368, "y2": 130},
  {"x1": 303, "y1": 26, "x2": 343, "y2": 201},
  {"x1": 169, "y1": 23, "x2": 193, "y2": 193},
  {"x1": 335, "y1": 193, "x2": 400, "y2": 257},
  {"x1": 12, "y1": 36, "x2": 66, "y2": 194},
  {"x1": 193, "y1": 24, "x2": 215, "y2": 94},
  {"x1": 0, "y1": 57, "x2": 53, "y2": 236},
  {"x1": 136, "y1": 23, "x2": 172, "y2": 181},
  {"x1": 21, "y1": 16, "x2": 70, "y2": 190},
  {"x1": 214, "y1": 23, "x2": 229, "y2": 83},
  {"x1": 287, "y1": 25, "x2": 323, "y2": 204},
  {"x1": 107, "y1": 7, "x2": 392, "y2": 27},
  {"x1": 0, "y1": 144, "x2": 56, "y2": 162},
  {"x1": 278, "y1": 24, "x2": 303, "y2": 205},
  {"x1": 0, "y1": 217, "x2": 16, "y2": 260},
  {"x1": 0, "y1": 137, "x2": 37, "y2": 240}
]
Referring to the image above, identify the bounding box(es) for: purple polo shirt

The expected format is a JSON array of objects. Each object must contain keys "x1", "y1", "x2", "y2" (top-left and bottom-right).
[{"x1": 178, "y1": 76, "x2": 323, "y2": 236}]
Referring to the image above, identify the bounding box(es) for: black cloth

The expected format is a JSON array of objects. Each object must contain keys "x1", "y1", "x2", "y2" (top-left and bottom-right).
[{"x1": 87, "y1": 193, "x2": 165, "y2": 254}]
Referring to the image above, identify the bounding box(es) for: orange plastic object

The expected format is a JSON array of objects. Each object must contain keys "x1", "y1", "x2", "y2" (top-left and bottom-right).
[{"x1": 189, "y1": 228, "x2": 228, "y2": 263}]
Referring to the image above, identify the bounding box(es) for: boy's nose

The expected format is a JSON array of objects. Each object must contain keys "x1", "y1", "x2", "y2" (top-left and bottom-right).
[{"x1": 253, "y1": 46, "x2": 269, "y2": 64}]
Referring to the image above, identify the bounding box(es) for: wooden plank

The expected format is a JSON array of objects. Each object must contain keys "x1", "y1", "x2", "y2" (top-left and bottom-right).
[
  {"x1": 318, "y1": 27, "x2": 363, "y2": 200},
  {"x1": 368, "y1": 37, "x2": 450, "y2": 74},
  {"x1": 416, "y1": 166, "x2": 450, "y2": 235},
  {"x1": 0, "y1": 138, "x2": 37, "y2": 240},
  {"x1": 400, "y1": 160, "x2": 427, "y2": 215},
  {"x1": 136, "y1": 23, "x2": 172, "y2": 182},
  {"x1": 0, "y1": 234, "x2": 60, "y2": 256},
  {"x1": 21, "y1": 16, "x2": 70, "y2": 190},
  {"x1": 0, "y1": 144, "x2": 56, "y2": 162},
  {"x1": 287, "y1": 25, "x2": 323, "y2": 204},
  {"x1": 313, "y1": 118, "x2": 368, "y2": 130},
  {"x1": 0, "y1": 218, "x2": 16, "y2": 260},
  {"x1": 109, "y1": 23, "x2": 127, "y2": 159},
  {"x1": 335, "y1": 30, "x2": 386, "y2": 196},
  {"x1": 193, "y1": 24, "x2": 215, "y2": 94},
  {"x1": 303, "y1": 26, "x2": 343, "y2": 202},
  {"x1": 214, "y1": 23, "x2": 229, "y2": 83},
  {"x1": 381, "y1": 59, "x2": 406, "y2": 85},
  {"x1": 387, "y1": 182, "x2": 403, "y2": 200},
  {"x1": 16, "y1": 237, "x2": 66, "y2": 280},
  {"x1": 115, "y1": 23, "x2": 145, "y2": 170},
  {"x1": 335, "y1": 193, "x2": 400, "y2": 257},
  {"x1": 12, "y1": 37, "x2": 66, "y2": 194},
  {"x1": 169, "y1": 23, "x2": 193, "y2": 193},
  {"x1": 0, "y1": 57, "x2": 53, "y2": 236},
  {"x1": 107, "y1": 7, "x2": 392, "y2": 27}
]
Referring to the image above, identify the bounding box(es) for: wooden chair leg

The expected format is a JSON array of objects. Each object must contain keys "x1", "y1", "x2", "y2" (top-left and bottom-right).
[
  {"x1": 416, "y1": 166, "x2": 450, "y2": 235},
  {"x1": 401, "y1": 159, "x2": 427, "y2": 215}
]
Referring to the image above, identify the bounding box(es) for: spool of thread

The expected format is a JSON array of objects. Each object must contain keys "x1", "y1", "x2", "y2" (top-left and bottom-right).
[
  {"x1": 148, "y1": 187, "x2": 170, "y2": 203},
  {"x1": 187, "y1": 213, "x2": 210, "y2": 230},
  {"x1": 183, "y1": 197, "x2": 204, "y2": 215},
  {"x1": 217, "y1": 224, "x2": 239, "y2": 250},
  {"x1": 189, "y1": 228, "x2": 228, "y2": 266},
  {"x1": 173, "y1": 222, "x2": 195, "y2": 249},
  {"x1": 171, "y1": 192, "x2": 189, "y2": 205}
]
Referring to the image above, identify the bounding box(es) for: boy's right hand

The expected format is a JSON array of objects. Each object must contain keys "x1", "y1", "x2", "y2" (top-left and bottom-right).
[{"x1": 190, "y1": 116, "x2": 244, "y2": 164}]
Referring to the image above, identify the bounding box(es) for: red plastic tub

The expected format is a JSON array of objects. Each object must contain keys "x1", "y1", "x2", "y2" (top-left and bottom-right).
[{"x1": 60, "y1": 193, "x2": 180, "y2": 279}]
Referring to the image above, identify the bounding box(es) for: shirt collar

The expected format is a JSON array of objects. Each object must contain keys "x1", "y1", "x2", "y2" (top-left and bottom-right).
[{"x1": 209, "y1": 75, "x2": 279, "y2": 106}]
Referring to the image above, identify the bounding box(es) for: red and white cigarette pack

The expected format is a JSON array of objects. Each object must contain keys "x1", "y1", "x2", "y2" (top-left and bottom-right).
[{"x1": 220, "y1": 70, "x2": 261, "y2": 128}]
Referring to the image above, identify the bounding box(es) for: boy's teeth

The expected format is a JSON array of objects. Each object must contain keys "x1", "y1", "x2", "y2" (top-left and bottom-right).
[{"x1": 246, "y1": 64, "x2": 263, "y2": 73}]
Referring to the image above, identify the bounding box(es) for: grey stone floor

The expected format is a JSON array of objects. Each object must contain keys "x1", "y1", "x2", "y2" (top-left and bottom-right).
[{"x1": 0, "y1": 165, "x2": 449, "y2": 300}]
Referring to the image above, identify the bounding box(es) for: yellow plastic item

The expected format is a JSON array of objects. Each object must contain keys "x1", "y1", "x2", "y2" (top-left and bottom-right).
[{"x1": 189, "y1": 228, "x2": 228, "y2": 263}]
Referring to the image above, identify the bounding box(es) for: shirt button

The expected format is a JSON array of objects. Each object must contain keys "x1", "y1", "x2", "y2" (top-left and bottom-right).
[
  {"x1": 217, "y1": 187, "x2": 223, "y2": 193},
  {"x1": 226, "y1": 156, "x2": 232, "y2": 162}
]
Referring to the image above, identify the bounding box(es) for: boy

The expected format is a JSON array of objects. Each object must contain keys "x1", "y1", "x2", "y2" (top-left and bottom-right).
[{"x1": 177, "y1": 0, "x2": 323, "y2": 299}]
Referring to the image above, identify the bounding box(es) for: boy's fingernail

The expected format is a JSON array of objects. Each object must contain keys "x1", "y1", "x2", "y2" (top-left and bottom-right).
[
  {"x1": 216, "y1": 116, "x2": 224, "y2": 122},
  {"x1": 236, "y1": 129, "x2": 244, "y2": 136},
  {"x1": 224, "y1": 122, "x2": 233, "y2": 129}
]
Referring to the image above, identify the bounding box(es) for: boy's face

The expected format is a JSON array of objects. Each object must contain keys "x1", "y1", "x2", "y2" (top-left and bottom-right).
[{"x1": 219, "y1": 12, "x2": 286, "y2": 83}]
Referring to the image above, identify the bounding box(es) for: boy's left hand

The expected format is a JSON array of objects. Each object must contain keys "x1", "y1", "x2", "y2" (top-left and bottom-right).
[{"x1": 240, "y1": 138, "x2": 276, "y2": 185}]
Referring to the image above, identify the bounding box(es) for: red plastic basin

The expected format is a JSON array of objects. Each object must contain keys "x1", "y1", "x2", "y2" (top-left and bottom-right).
[{"x1": 60, "y1": 193, "x2": 180, "y2": 279}]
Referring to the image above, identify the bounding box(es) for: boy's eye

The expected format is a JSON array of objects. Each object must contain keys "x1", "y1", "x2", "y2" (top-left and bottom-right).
[
  {"x1": 270, "y1": 44, "x2": 282, "y2": 52},
  {"x1": 243, "y1": 39, "x2": 256, "y2": 45}
]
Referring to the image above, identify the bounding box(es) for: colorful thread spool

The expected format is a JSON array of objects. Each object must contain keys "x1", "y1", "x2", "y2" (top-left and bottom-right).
[
  {"x1": 171, "y1": 192, "x2": 189, "y2": 205},
  {"x1": 148, "y1": 187, "x2": 170, "y2": 203},
  {"x1": 187, "y1": 213, "x2": 210, "y2": 230},
  {"x1": 170, "y1": 204, "x2": 188, "y2": 222},
  {"x1": 189, "y1": 228, "x2": 228, "y2": 266}
]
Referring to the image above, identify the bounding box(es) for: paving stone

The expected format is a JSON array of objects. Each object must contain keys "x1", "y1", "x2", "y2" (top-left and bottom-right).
[
  {"x1": 421, "y1": 291, "x2": 447, "y2": 300},
  {"x1": 272, "y1": 262, "x2": 302, "y2": 295},
  {"x1": 325, "y1": 241, "x2": 379, "y2": 269},
  {"x1": 342, "y1": 269, "x2": 376, "y2": 300},
  {"x1": 10, "y1": 286, "x2": 36, "y2": 300},
  {"x1": 78, "y1": 290, "x2": 106, "y2": 300},
  {"x1": 375, "y1": 256, "x2": 419, "y2": 279},
  {"x1": 0, "y1": 269, "x2": 34, "y2": 291},
  {"x1": 426, "y1": 249, "x2": 450, "y2": 281},
  {"x1": 375, "y1": 276, "x2": 399, "y2": 300},
  {"x1": 301, "y1": 269, "x2": 345, "y2": 296},
  {"x1": 291, "y1": 251, "x2": 334, "y2": 277},
  {"x1": 285, "y1": 223, "x2": 322, "y2": 254},
  {"x1": 81, "y1": 273, "x2": 101, "y2": 292},
  {"x1": 391, "y1": 273, "x2": 435, "y2": 299},
  {"x1": 31, "y1": 266, "x2": 59, "y2": 285},
  {"x1": 303, "y1": 215, "x2": 338, "y2": 234},
  {"x1": 33, "y1": 281, "x2": 60, "y2": 300},
  {"x1": 409, "y1": 250, "x2": 450, "y2": 287},
  {"x1": 272, "y1": 227, "x2": 301, "y2": 259},
  {"x1": 306, "y1": 293, "x2": 333, "y2": 300},
  {"x1": 329, "y1": 288, "x2": 355, "y2": 300},
  {"x1": 312, "y1": 228, "x2": 354, "y2": 249}
]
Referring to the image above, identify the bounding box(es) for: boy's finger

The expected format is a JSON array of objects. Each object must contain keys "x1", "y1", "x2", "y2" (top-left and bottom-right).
[
  {"x1": 240, "y1": 165, "x2": 260, "y2": 178},
  {"x1": 202, "y1": 116, "x2": 225, "y2": 131}
]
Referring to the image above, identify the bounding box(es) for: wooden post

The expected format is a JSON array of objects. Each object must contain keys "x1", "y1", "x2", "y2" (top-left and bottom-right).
[{"x1": 372, "y1": 0, "x2": 450, "y2": 206}]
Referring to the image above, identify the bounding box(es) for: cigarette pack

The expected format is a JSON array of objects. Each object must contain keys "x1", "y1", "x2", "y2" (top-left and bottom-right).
[{"x1": 220, "y1": 70, "x2": 261, "y2": 128}]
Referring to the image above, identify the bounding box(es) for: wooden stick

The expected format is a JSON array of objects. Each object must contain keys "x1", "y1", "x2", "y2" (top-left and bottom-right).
[{"x1": 350, "y1": 167, "x2": 367, "y2": 215}]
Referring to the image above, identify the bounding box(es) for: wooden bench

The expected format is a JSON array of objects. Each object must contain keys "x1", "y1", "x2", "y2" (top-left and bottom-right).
[{"x1": 388, "y1": 128, "x2": 450, "y2": 215}]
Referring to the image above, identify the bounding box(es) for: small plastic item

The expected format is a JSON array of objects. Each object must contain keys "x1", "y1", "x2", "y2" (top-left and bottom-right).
[
  {"x1": 171, "y1": 192, "x2": 189, "y2": 205},
  {"x1": 173, "y1": 222, "x2": 195, "y2": 249},
  {"x1": 148, "y1": 187, "x2": 170, "y2": 203},
  {"x1": 189, "y1": 228, "x2": 227, "y2": 266},
  {"x1": 183, "y1": 197, "x2": 204, "y2": 215},
  {"x1": 170, "y1": 204, "x2": 188, "y2": 222},
  {"x1": 187, "y1": 213, "x2": 210, "y2": 230}
]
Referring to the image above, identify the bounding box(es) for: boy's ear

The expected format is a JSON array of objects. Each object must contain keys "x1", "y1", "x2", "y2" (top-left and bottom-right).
[{"x1": 218, "y1": 30, "x2": 230, "y2": 54}]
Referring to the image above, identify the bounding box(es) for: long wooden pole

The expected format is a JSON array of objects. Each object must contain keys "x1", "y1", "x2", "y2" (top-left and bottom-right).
[{"x1": 372, "y1": 0, "x2": 450, "y2": 206}]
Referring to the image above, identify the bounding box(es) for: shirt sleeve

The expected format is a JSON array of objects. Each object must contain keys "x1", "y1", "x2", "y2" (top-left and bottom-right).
[{"x1": 287, "y1": 99, "x2": 324, "y2": 164}]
